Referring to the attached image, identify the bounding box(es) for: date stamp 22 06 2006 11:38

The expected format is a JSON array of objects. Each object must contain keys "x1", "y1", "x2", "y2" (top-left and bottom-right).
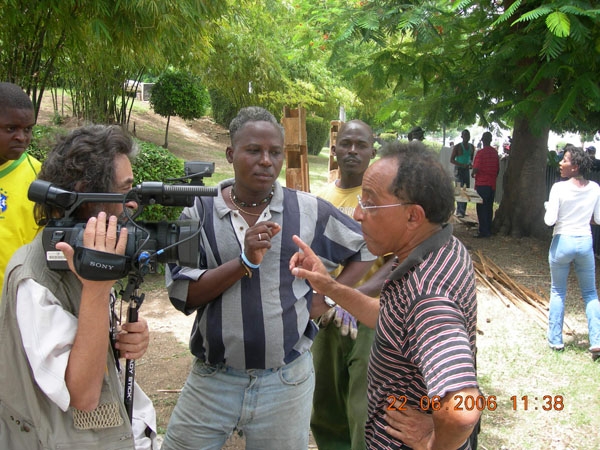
[{"x1": 387, "y1": 394, "x2": 565, "y2": 412}]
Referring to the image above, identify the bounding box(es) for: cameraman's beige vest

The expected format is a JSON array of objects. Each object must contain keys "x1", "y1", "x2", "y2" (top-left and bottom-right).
[{"x1": 0, "y1": 234, "x2": 135, "y2": 449}]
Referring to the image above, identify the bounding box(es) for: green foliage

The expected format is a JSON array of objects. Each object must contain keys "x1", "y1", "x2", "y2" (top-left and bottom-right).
[
  {"x1": 27, "y1": 125, "x2": 66, "y2": 163},
  {"x1": 422, "y1": 139, "x2": 442, "y2": 155},
  {"x1": 357, "y1": 0, "x2": 600, "y2": 136},
  {"x1": 306, "y1": 116, "x2": 330, "y2": 156},
  {"x1": 378, "y1": 132, "x2": 398, "y2": 142},
  {"x1": 0, "y1": 0, "x2": 226, "y2": 124},
  {"x1": 199, "y1": 0, "x2": 382, "y2": 126},
  {"x1": 150, "y1": 71, "x2": 210, "y2": 122},
  {"x1": 199, "y1": 2, "x2": 291, "y2": 118},
  {"x1": 51, "y1": 112, "x2": 64, "y2": 126},
  {"x1": 150, "y1": 71, "x2": 210, "y2": 148},
  {"x1": 545, "y1": 11, "x2": 570, "y2": 38},
  {"x1": 208, "y1": 88, "x2": 238, "y2": 128},
  {"x1": 547, "y1": 150, "x2": 560, "y2": 168},
  {"x1": 131, "y1": 140, "x2": 185, "y2": 221}
]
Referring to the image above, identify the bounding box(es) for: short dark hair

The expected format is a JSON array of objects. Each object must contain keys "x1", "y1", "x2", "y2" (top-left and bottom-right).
[
  {"x1": 409, "y1": 126, "x2": 424, "y2": 141},
  {"x1": 0, "y1": 82, "x2": 33, "y2": 113},
  {"x1": 229, "y1": 106, "x2": 284, "y2": 145},
  {"x1": 35, "y1": 124, "x2": 137, "y2": 224},
  {"x1": 337, "y1": 120, "x2": 374, "y2": 145},
  {"x1": 481, "y1": 132, "x2": 493, "y2": 145},
  {"x1": 378, "y1": 140, "x2": 455, "y2": 224},
  {"x1": 565, "y1": 145, "x2": 592, "y2": 177}
]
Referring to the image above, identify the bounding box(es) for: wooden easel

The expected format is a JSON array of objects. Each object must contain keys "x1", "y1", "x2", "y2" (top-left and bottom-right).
[
  {"x1": 328, "y1": 120, "x2": 342, "y2": 182},
  {"x1": 281, "y1": 106, "x2": 310, "y2": 192}
]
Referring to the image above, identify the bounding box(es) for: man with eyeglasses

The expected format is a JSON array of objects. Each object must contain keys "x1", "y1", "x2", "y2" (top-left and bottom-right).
[
  {"x1": 0, "y1": 125, "x2": 156, "y2": 449},
  {"x1": 290, "y1": 140, "x2": 480, "y2": 450},
  {"x1": 311, "y1": 120, "x2": 395, "y2": 450}
]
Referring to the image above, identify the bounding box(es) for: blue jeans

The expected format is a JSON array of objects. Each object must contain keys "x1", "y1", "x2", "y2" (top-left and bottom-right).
[
  {"x1": 455, "y1": 167, "x2": 470, "y2": 216},
  {"x1": 161, "y1": 351, "x2": 315, "y2": 450},
  {"x1": 475, "y1": 185, "x2": 495, "y2": 237},
  {"x1": 548, "y1": 235, "x2": 600, "y2": 350}
]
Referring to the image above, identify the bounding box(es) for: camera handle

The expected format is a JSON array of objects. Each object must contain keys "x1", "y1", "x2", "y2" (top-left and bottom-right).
[{"x1": 119, "y1": 257, "x2": 149, "y2": 422}]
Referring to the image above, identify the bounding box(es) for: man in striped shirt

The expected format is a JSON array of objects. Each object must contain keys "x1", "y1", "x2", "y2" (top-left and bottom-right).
[
  {"x1": 291, "y1": 141, "x2": 480, "y2": 449},
  {"x1": 162, "y1": 107, "x2": 375, "y2": 450}
]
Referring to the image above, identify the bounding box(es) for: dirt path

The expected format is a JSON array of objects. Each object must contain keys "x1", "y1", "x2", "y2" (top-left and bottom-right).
[{"x1": 36, "y1": 98, "x2": 231, "y2": 169}]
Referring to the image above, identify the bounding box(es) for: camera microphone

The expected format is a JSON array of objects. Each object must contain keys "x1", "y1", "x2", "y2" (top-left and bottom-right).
[
  {"x1": 28, "y1": 180, "x2": 125, "y2": 214},
  {"x1": 132, "y1": 182, "x2": 217, "y2": 207},
  {"x1": 28, "y1": 180, "x2": 78, "y2": 209}
]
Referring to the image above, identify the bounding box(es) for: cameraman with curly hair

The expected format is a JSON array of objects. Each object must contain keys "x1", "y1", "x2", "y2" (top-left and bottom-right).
[{"x1": 0, "y1": 125, "x2": 157, "y2": 449}]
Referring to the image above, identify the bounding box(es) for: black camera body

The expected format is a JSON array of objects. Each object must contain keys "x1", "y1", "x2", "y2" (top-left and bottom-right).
[
  {"x1": 29, "y1": 161, "x2": 217, "y2": 280},
  {"x1": 42, "y1": 219, "x2": 200, "y2": 276}
]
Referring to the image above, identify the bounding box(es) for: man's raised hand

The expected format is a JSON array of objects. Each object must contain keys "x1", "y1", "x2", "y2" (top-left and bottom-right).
[{"x1": 289, "y1": 235, "x2": 333, "y2": 295}]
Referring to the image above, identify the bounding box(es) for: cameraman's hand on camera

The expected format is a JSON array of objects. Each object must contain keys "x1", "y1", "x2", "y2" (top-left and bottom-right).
[
  {"x1": 56, "y1": 212, "x2": 128, "y2": 289},
  {"x1": 243, "y1": 221, "x2": 281, "y2": 266},
  {"x1": 61, "y1": 212, "x2": 129, "y2": 410},
  {"x1": 115, "y1": 318, "x2": 149, "y2": 360}
]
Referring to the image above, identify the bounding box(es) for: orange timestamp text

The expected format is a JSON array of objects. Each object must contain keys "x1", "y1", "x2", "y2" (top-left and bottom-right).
[{"x1": 386, "y1": 394, "x2": 565, "y2": 412}]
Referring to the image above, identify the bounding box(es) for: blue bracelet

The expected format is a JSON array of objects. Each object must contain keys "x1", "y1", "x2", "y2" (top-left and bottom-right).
[{"x1": 241, "y1": 252, "x2": 260, "y2": 269}]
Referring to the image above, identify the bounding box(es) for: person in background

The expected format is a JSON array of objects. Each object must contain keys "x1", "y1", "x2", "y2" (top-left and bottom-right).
[
  {"x1": 0, "y1": 124, "x2": 157, "y2": 449},
  {"x1": 407, "y1": 126, "x2": 425, "y2": 142},
  {"x1": 290, "y1": 140, "x2": 481, "y2": 449},
  {"x1": 162, "y1": 106, "x2": 375, "y2": 450},
  {"x1": 451, "y1": 129, "x2": 475, "y2": 218},
  {"x1": 544, "y1": 145, "x2": 600, "y2": 361},
  {"x1": 0, "y1": 82, "x2": 41, "y2": 289},
  {"x1": 472, "y1": 131, "x2": 499, "y2": 238},
  {"x1": 502, "y1": 136, "x2": 512, "y2": 156},
  {"x1": 586, "y1": 146, "x2": 600, "y2": 171},
  {"x1": 312, "y1": 119, "x2": 394, "y2": 450}
]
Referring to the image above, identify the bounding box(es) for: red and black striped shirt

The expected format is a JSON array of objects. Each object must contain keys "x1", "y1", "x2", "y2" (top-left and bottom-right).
[{"x1": 366, "y1": 225, "x2": 478, "y2": 449}]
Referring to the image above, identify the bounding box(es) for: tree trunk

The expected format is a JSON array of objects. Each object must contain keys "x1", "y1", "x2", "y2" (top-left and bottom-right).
[
  {"x1": 493, "y1": 116, "x2": 552, "y2": 239},
  {"x1": 163, "y1": 115, "x2": 170, "y2": 148}
]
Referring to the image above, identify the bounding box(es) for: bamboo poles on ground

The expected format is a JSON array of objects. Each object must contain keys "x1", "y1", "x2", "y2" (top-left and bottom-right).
[{"x1": 473, "y1": 251, "x2": 573, "y2": 332}]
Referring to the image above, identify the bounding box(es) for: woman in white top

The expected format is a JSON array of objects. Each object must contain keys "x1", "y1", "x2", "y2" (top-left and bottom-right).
[{"x1": 544, "y1": 145, "x2": 600, "y2": 360}]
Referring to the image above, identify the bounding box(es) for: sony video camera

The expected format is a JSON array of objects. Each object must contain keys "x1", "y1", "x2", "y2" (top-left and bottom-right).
[{"x1": 28, "y1": 161, "x2": 217, "y2": 281}]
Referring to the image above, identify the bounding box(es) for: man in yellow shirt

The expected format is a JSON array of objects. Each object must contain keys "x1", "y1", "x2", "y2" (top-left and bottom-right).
[
  {"x1": 0, "y1": 82, "x2": 41, "y2": 289},
  {"x1": 312, "y1": 120, "x2": 393, "y2": 450}
]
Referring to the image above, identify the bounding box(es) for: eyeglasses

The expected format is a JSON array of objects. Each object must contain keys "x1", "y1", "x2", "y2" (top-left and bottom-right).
[{"x1": 356, "y1": 195, "x2": 415, "y2": 213}]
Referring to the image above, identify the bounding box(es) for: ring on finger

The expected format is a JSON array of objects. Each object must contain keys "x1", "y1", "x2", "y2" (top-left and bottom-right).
[{"x1": 258, "y1": 233, "x2": 262, "y2": 241}]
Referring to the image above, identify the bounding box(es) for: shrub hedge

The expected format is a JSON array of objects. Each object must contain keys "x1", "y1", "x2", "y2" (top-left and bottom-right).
[
  {"x1": 208, "y1": 88, "x2": 238, "y2": 129},
  {"x1": 306, "y1": 115, "x2": 329, "y2": 156}
]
